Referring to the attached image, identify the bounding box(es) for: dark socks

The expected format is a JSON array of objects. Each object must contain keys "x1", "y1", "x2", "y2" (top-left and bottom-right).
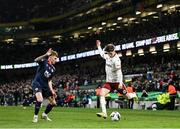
[
  {"x1": 44, "y1": 104, "x2": 54, "y2": 114},
  {"x1": 34, "y1": 101, "x2": 42, "y2": 115}
]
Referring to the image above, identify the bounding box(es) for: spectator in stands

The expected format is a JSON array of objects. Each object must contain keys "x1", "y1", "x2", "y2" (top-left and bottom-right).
[
  {"x1": 141, "y1": 90, "x2": 148, "y2": 98},
  {"x1": 105, "y1": 93, "x2": 111, "y2": 109},
  {"x1": 13, "y1": 89, "x2": 20, "y2": 106},
  {"x1": 82, "y1": 94, "x2": 89, "y2": 108},
  {"x1": 147, "y1": 92, "x2": 170, "y2": 110},
  {"x1": 167, "y1": 81, "x2": 177, "y2": 110},
  {"x1": 127, "y1": 82, "x2": 136, "y2": 109},
  {"x1": 64, "y1": 92, "x2": 75, "y2": 107},
  {"x1": 95, "y1": 85, "x2": 101, "y2": 108},
  {"x1": 0, "y1": 89, "x2": 5, "y2": 105}
]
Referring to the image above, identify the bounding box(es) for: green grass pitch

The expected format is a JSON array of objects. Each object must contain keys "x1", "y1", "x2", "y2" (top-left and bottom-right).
[{"x1": 0, "y1": 106, "x2": 180, "y2": 128}]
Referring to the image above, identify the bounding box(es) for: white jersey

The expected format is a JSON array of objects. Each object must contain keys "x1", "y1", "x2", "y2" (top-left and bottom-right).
[{"x1": 97, "y1": 46, "x2": 123, "y2": 85}]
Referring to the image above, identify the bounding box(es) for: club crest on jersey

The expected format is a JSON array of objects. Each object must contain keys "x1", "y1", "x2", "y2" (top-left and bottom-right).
[{"x1": 44, "y1": 70, "x2": 51, "y2": 78}]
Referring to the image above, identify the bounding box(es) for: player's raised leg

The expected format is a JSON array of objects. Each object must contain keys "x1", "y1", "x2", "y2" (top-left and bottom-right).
[
  {"x1": 42, "y1": 96, "x2": 56, "y2": 121},
  {"x1": 118, "y1": 83, "x2": 137, "y2": 100}
]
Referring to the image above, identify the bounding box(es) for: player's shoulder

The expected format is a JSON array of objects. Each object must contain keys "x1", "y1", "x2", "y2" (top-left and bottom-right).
[
  {"x1": 114, "y1": 54, "x2": 121, "y2": 60},
  {"x1": 38, "y1": 59, "x2": 48, "y2": 66},
  {"x1": 104, "y1": 53, "x2": 110, "y2": 60}
]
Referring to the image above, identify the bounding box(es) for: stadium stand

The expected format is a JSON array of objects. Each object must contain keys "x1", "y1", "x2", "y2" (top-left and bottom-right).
[{"x1": 0, "y1": 0, "x2": 179, "y2": 110}]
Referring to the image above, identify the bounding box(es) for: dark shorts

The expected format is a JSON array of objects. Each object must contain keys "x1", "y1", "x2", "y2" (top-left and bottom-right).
[
  {"x1": 103, "y1": 82, "x2": 119, "y2": 91},
  {"x1": 32, "y1": 81, "x2": 53, "y2": 98},
  {"x1": 103, "y1": 82, "x2": 127, "y2": 95}
]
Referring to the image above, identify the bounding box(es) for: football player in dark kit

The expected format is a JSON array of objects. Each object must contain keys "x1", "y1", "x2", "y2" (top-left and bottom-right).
[{"x1": 32, "y1": 48, "x2": 59, "y2": 123}]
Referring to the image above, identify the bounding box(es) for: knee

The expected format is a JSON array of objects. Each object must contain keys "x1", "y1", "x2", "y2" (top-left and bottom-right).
[
  {"x1": 49, "y1": 100, "x2": 56, "y2": 106},
  {"x1": 100, "y1": 90, "x2": 106, "y2": 96},
  {"x1": 35, "y1": 93, "x2": 43, "y2": 102},
  {"x1": 36, "y1": 98, "x2": 43, "y2": 103},
  {"x1": 118, "y1": 85, "x2": 123, "y2": 89},
  {"x1": 99, "y1": 93, "x2": 105, "y2": 96},
  {"x1": 50, "y1": 102, "x2": 56, "y2": 106}
]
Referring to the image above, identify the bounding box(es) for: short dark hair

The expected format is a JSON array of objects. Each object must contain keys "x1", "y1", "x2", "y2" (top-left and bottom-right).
[{"x1": 104, "y1": 44, "x2": 115, "y2": 52}]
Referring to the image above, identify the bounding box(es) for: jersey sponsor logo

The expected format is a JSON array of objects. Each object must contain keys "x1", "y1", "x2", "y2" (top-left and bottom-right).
[
  {"x1": 112, "y1": 79, "x2": 118, "y2": 82},
  {"x1": 106, "y1": 64, "x2": 112, "y2": 67},
  {"x1": 44, "y1": 70, "x2": 51, "y2": 78}
]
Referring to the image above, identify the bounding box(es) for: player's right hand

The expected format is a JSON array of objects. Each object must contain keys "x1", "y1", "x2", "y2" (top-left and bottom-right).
[
  {"x1": 46, "y1": 48, "x2": 52, "y2": 56},
  {"x1": 117, "y1": 88, "x2": 127, "y2": 95},
  {"x1": 96, "y1": 40, "x2": 101, "y2": 46},
  {"x1": 118, "y1": 83, "x2": 127, "y2": 95}
]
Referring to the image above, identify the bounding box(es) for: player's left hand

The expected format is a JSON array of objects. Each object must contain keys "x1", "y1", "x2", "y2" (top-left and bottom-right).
[
  {"x1": 96, "y1": 40, "x2": 101, "y2": 47},
  {"x1": 46, "y1": 48, "x2": 52, "y2": 56},
  {"x1": 51, "y1": 90, "x2": 57, "y2": 98}
]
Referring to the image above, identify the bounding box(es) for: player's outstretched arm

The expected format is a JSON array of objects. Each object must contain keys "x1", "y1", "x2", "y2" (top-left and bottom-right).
[
  {"x1": 96, "y1": 40, "x2": 106, "y2": 59},
  {"x1": 34, "y1": 48, "x2": 52, "y2": 62}
]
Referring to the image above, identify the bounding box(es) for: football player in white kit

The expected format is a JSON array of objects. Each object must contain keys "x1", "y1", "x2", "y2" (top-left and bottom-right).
[{"x1": 96, "y1": 40, "x2": 131, "y2": 119}]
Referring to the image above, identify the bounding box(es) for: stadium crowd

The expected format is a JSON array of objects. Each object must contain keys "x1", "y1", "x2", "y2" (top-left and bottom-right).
[
  {"x1": 0, "y1": 8, "x2": 179, "y2": 108},
  {"x1": 60, "y1": 11, "x2": 179, "y2": 55},
  {"x1": 0, "y1": 57, "x2": 179, "y2": 107},
  {"x1": 0, "y1": 0, "x2": 91, "y2": 23}
]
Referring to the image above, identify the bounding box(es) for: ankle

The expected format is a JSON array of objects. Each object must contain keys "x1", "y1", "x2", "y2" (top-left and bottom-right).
[
  {"x1": 34, "y1": 115, "x2": 38, "y2": 118},
  {"x1": 42, "y1": 112, "x2": 47, "y2": 116}
]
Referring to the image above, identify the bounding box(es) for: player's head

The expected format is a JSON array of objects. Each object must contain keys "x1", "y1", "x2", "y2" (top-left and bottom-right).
[
  {"x1": 104, "y1": 44, "x2": 116, "y2": 58},
  {"x1": 48, "y1": 50, "x2": 59, "y2": 64}
]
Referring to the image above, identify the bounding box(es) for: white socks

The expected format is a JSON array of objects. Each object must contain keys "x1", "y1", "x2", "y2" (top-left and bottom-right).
[
  {"x1": 100, "y1": 96, "x2": 107, "y2": 115},
  {"x1": 34, "y1": 115, "x2": 38, "y2": 118},
  {"x1": 42, "y1": 112, "x2": 47, "y2": 116}
]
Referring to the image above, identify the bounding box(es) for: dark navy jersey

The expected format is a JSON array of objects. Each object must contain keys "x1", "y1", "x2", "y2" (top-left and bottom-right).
[{"x1": 32, "y1": 59, "x2": 56, "y2": 89}]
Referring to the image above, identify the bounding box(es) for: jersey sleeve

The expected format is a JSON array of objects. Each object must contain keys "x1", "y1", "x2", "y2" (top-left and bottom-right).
[
  {"x1": 114, "y1": 58, "x2": 121, "y2": 69},
  {"x1": 38, "y1": 59, "x2": 46, "y2": 67},
  {"x1": 117, "y1": 70, "x2": 123, "y2": 86},
  {"x1": 115, "y1": 58, "x2": 123, "y2": 85}
]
